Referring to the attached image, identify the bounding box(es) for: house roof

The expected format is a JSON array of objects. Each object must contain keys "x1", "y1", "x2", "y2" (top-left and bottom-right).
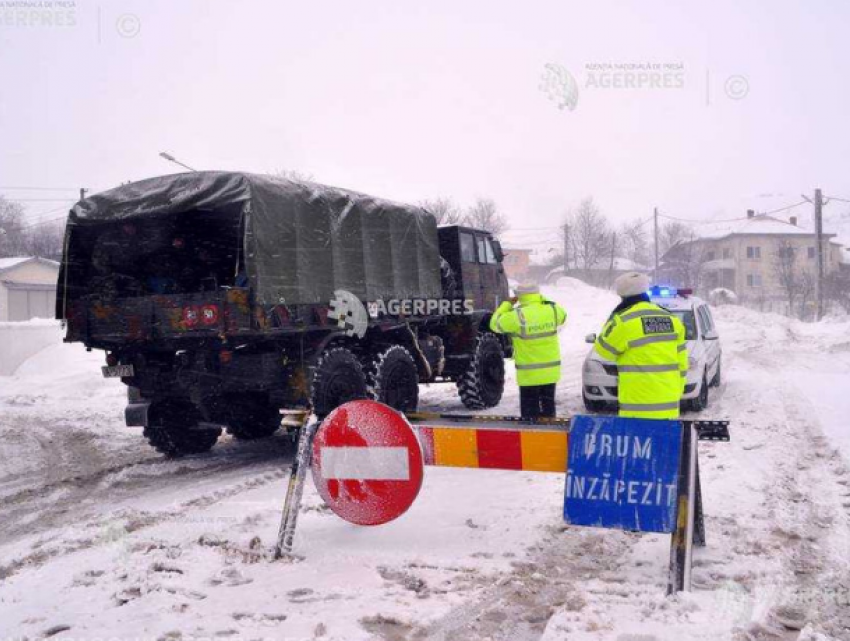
[
  {"x1": 0, "y1": 257, "x2": 60, "y2": 274},
  {"x1": 693, "y1": 214, "x2": 835, "y2": 240}
]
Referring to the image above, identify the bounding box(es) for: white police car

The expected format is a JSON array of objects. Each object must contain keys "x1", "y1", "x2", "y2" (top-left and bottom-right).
[{"x1": 581, "y1": 287, "x2": 722, "y2": 413}]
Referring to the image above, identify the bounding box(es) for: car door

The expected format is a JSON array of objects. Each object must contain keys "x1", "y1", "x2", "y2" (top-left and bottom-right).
[
  {"x1": 696, "y1": 305, "x2": 720, "y2": 380},
  {"x1": 699, "y1": 305, "x2": 721, "y2": 378}
]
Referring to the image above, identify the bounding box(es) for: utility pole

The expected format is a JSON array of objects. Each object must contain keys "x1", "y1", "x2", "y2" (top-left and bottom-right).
[
  {"x1": 562, "y1": 223, "x2": 570, "y2": 275},
  {"x1": 653, "y1": 207, "x2": 659, "y2": 281},
  {"x1": 815, "y1": 188, "x2": 824, "y2": 320}
]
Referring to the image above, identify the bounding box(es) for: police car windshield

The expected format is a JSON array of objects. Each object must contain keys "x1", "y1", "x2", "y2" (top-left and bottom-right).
[{"x1": 671, "y1": 310, "x2": 697, "y2": 340}]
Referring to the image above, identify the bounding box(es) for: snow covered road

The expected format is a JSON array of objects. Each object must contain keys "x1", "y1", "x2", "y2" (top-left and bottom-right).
[{"x1": 1, "y1": 281, "x2": 849, "y2": 640}]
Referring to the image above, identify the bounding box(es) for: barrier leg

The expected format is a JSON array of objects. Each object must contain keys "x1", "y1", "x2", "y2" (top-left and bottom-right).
[
  {"x1": 667, "y1": 423, "x2": 697, "y2": 594},
  {"x1": 274, "y1": 418, "x2": 319, "y2": 559},
  {"x1": 693, "y1": 454, "x2": 706, "y2": 548}
]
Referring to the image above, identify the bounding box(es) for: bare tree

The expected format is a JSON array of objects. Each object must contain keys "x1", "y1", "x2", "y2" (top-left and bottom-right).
[
  {"x1": 0, "y1": 197, "x2": 28, "y2": 257},
  {"x1": 659, "y1": 221, "x2": 694, "y2": 256},
  {"x1": 620, "y1": 219, "x2": 651, "y2": 268},
  {"x1": 774, "y1": 240, "x2": 815, "y2": 319},
  {"x1": 464, "y1": 197, "x2": 508, "y2": 236},
  {"x1": 270, "y1": 168, "x2": 315, "y2": 182},
  {"x1": 419, "y1": 197, "x2": 464, "y2": 226},
  {"x1": 566, "y1": 197, "x2": 610, "y2": 272},
  {"x1": 26, "y1": 221, "x2": 66, "y2": 260}
]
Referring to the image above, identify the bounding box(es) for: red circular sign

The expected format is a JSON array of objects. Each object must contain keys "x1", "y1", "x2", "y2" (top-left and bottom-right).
[{"x1": 311, "y1": 400, "x2": 424, "y2": 526}]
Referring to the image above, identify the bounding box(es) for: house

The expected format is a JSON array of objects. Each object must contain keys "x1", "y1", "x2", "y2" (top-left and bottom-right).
[
  {"x1": 0, "y1": 257, "x2": 60, "y2": 321},
  {"x1": 501, "y1": 247, "x2": 533, "y2": 282},
  {"x1": 658, "y1": 211, "x2": 844, "y2": 312}
]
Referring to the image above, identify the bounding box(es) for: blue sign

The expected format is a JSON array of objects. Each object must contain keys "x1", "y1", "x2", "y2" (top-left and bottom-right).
[{"x1": 564, "y1": 416, "x2": 682, "y2": 533}]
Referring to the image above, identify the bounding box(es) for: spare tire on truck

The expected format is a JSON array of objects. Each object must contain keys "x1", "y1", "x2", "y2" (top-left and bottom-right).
[
  {"x1": 143, "y1": 398, "x2": 221, "y2": 457},
  {"x1": 457, "y1": 333, "x2": 505, "y2": 410},
  {"x1": 366, "y1": 345, "x2": 420, "y2": 413},
  {"x1": 310, "y1": 346, "x2": 368, "y2": 419}
]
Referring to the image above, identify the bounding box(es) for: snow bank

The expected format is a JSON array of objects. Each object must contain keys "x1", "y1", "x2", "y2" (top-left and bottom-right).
[{"x1": 0, "y1": 320, "x2": 64, "y2": 376}]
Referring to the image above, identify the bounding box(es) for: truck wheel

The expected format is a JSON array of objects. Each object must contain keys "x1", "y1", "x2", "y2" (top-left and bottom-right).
[
  {"x1": 224, "y1": 394, "x2": 282, "y2": 440},
  {"x1": 366, "y1": 345, "x2": 419, "y2": 413},
  {"x1": 311, "y1": 346, "x2": 368, "y2": 418},
  {"x1": 457, "y1": 333, "x2": 505, "y2": 410},
  {"x1": 143, "y1": 399, "x2": 220, "y2": 457}
]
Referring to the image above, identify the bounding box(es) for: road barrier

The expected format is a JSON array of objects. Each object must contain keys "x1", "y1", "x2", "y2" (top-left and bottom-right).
[{"x1": 274, "y1": 401, "x2": 730, "y2": 595}]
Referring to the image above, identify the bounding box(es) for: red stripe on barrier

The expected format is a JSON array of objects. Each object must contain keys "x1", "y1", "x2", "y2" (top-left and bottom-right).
[
  {"x1": 476, "y1": 429, "x2": 523, "y2": 470},
  {"x1": 417, "y1": 427, "x2": 436, "y2": 465}
]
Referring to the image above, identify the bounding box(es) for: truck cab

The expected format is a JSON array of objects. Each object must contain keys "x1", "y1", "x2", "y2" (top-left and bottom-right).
[{"x1": 438, "y1": 226, "x2": 510, "y2": 310}]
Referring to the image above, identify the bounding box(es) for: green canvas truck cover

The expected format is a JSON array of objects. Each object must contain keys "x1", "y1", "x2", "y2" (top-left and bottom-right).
[{"x1": 57, "y1": 171, "x2": 442, "y2": 312}]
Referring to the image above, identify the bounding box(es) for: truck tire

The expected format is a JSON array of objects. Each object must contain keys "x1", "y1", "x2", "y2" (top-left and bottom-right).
[
  {"x1": 366, "y1": 345, "x2": 419, "y2": 413},
  {"x1": 311, "y1": 346, "x2": 368, "y2": 418},
  {"x1": 223, "y1": 394, "x2": 282, "y2": 440},
  {"x1": 457, "y1": 333, "x2": 505, "y2": 410},
  {"x1": 143, "y1": 399, "x2": 220, "y2": 457}
]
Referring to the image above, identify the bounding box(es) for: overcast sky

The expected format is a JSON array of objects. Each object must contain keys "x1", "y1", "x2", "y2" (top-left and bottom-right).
[{"x1": 2, "y1": 0, "x2": 849, "y2": 236}]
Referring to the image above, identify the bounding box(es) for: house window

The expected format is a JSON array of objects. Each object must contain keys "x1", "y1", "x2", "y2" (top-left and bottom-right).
[
  {"x1": 706, "y1": 251, "x2": 716, "y2": 261},
  {"x1": 746, "y1": 274, "x2": 762, "y2": 287},
  {"x1": 746, "y1": 246, "x2": 761, "y2": 260},
  {"x1": 722, "y1": 248, "x2": 732, "y2": 259},
  {"x1": 808, "y1": 246, "x2": 816, "y2": 259}
]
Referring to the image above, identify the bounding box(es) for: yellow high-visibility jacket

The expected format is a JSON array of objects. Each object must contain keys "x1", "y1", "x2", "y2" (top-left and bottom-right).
[
  {"x1": 490, "y1": 293, "x2": 567, "y2": 386},
  {"x1": 594, "y1": 301, "x2": 688, "y2": 419}
]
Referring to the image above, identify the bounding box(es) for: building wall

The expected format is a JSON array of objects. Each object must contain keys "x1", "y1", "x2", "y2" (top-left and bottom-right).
[{"x1": 0, "y1": 260, "x2": 60, "y2": 322}]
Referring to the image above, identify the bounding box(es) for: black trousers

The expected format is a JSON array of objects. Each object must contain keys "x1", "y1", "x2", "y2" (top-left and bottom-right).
[{"x1": 519, "y1": 384, "x2": 557, "y2": 419}]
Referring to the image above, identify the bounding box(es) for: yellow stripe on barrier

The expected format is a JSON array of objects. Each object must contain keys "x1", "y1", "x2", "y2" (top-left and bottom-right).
[
  {"x1": 520, "y1": 431, "x2": 568, "y2": 472},
  {"x1": 432, "y1": 427, "x2": 479, "y2": 468}
]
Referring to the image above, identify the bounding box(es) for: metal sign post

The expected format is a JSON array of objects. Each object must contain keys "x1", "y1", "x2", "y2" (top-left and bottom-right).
[
  {"x1": 668, "y1": 422, "x2": 699, "y2": 594},
  {"x1": 274, "y1": 417, "x2": 319, "y2": 559}
]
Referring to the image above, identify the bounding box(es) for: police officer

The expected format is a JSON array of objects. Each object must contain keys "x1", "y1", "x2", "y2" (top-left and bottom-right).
[
  {"x1": 594, "y1": 272, "x2": 688, "y2": 419},
  {"x1": 490, "y1": 284, "x2": 567, "y2": 419}
]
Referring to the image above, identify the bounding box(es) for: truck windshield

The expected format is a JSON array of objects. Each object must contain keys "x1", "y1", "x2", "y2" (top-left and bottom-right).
[
  {"x1": 76, "y1": 206, "x2": 243, "y2": 299},
  {"x1": 672, "y1": 310, "x2": 697, "y2": 340}
]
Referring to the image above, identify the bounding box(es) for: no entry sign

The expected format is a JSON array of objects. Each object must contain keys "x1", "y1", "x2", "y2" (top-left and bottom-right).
[{"x1": 311, "y1": 400, "x2": 424, "y2": 526}]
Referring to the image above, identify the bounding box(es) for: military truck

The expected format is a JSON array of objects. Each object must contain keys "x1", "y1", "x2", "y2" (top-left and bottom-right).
[{"x1": 57, "y1": 172, "x2": 510, "y2": 456}]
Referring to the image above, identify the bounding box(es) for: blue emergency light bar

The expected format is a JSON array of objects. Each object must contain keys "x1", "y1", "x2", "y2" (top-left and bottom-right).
[{"x1": 649, "y1": 286, "x2": 693, "y2": 298}]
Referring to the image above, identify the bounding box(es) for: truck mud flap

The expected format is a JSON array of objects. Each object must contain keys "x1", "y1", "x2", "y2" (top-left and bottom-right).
[{"x1": 125, "y1": 401, "x2": 151, "y2": 427}]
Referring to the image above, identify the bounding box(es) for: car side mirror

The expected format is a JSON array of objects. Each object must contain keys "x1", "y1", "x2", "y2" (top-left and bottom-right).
[
  {"x1": 585, "y1": 333, "x2": 597, "y2": 344},
  {"x1": 704, "y1": 331, "x2": 719, "y2": 341},
  {"x1": 492, "y1": 240, "x2": 504, "y2": 263}
]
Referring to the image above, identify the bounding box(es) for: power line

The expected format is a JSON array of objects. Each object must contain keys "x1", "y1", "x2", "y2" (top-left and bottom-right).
[
  {"x1": 824, "y1": 195, "x2": 850, "y2": 204},
  {"x1": 0, "y1": 186, "x2": 80, "y2": 192}
]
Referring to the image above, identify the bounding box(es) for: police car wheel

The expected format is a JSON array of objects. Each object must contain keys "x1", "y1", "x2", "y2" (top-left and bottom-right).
[
  {"x1": 457, "y1": 333, "x2": 505, "y2": 410},
  {"x1": 143, "y1": 398, "x2": 220, "y2": 457},
  {"x1": 311, "y1": 346, "x2": 368, "y2": 419},
  {"x1": 582, "y1": 391, "x2": 606, "y2": 413},
  {"x1": 366, "y1": 345, "x2": 419, "y2": 413},
  {"x1": 687, "y1": 373, "x2": 709, "y2": 412}
]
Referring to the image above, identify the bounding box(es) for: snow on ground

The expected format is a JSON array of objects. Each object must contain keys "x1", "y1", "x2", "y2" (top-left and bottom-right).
[{"x1": 1, "y1": 281, "x2": 849, "y2": 640}]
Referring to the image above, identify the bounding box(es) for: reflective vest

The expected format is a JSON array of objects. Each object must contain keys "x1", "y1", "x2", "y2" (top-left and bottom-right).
[
  {"x1": 594, "y1": 301, "x2": 688, "y2": 419},
  {"x1": 489, "y1": 294, "x2": 567, "y2": 386}
]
